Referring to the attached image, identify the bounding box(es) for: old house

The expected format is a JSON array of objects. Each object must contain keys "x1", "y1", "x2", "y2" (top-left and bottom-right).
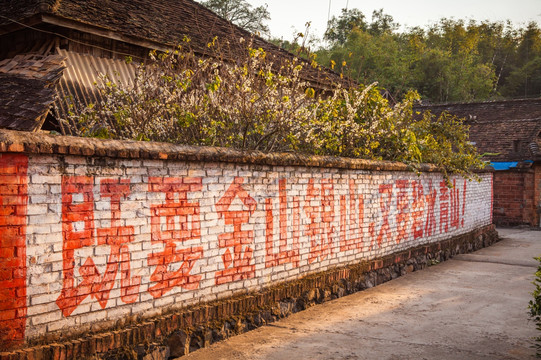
[
  {"x1": 416, "y1": 98, "x2": 541, "y2": 227},
  {"x1": 0, "y1": 0, "x2": 344, "y2": 133}
]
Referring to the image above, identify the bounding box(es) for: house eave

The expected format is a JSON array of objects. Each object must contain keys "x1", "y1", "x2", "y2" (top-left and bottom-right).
[
  {"x1": 0, "y1": 13, "x2": 172, "y2": 54},
  {"x1": 0, "y1": 14, "x2": 44, "y2": 35},
  {"x1": 40, "y1": 14, "x2": 172, "y2": 53}
]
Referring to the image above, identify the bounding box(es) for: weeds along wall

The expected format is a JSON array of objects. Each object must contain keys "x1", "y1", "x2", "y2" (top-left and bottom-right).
[{"x1": 0, "y1": 130, "x2": 493, "y2": 347}]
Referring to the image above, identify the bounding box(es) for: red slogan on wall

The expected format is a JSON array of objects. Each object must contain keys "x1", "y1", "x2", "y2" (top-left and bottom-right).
[{"x1": 54, "y1": 175, "x2": 468, "y2": 318}]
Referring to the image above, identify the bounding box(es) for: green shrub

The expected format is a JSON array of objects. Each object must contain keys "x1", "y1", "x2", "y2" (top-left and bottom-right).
[
  {"x1": 61, "y1": 37, "x2": 486, "y2": 179},
  {"x1": 529, "y1": 256, "x2": 541, "y2": 357}
]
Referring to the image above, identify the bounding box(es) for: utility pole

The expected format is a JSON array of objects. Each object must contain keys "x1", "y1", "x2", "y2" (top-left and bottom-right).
[{"x1": 327, "y1": 0, "x2": 332, "y2": 25}]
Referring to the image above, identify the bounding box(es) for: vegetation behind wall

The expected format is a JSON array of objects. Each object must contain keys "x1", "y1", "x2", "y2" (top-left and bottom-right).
[{"x1": 61, "y1": 38, "x2": 486, "y2": 181}]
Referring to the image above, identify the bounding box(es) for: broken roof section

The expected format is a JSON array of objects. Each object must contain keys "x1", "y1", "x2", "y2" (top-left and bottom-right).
[
  {"x1": 415, "y1": 98, "x2": 541, "y2": 164},
  {"x1": 0, "y1": 0, "x2": 346, "y2": 89},
  {"x1": 0, "y1": 53, "x2": 66, "y2": 132}
]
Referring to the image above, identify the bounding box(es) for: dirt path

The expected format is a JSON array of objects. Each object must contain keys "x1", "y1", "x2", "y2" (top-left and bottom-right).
[{"x1": 182, "y1": 228, "x2": 541, "y2": 360}]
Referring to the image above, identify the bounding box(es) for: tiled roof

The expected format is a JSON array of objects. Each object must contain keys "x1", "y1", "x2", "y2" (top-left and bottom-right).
[
  {"x1": 415, "y1": 98, "x2": 541, "y2": 122},
  {"x1": 0, "y1": 53, "x2": 66, "y2": 131},
  {"x1": 0, "y1": 0, "x2": 346, "y2": 89},
  {"x1": 415, "y1": 99, "x2": 541, "y2": 162},
  {"x1": 466, "y1": 118, "x2": 541, "y2": 162}
]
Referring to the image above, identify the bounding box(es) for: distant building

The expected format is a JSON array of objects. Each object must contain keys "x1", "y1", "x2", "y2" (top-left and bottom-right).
[
  {"x1": 416, "y1": 98, "x2": 541, "y2": 227},
  {"x1": 0, "y1": 0, "x2": 345, "y2": 133}
]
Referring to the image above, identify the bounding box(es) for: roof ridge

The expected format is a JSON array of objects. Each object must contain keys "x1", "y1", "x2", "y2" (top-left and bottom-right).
[
  {"x1": 417, "y1": 97, "x2": 541, "y2": 107},
  {"x1": 468, "y1": 117, "x2": 541, "y2": 123}
]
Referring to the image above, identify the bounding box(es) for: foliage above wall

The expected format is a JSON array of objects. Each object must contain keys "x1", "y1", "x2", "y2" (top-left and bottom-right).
[{"x1": 63, "y1": 38, "x2": 485, "y2": 180}]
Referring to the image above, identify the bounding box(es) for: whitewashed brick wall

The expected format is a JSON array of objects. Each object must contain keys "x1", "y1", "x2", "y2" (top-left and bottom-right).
[{"x1": 16, "y1": 154, "x2": 492, "y2": 340}]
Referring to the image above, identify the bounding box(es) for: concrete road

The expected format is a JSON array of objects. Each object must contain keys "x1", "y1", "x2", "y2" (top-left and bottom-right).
[{"x1": 183, "y1": 228, "x2": 541, "y2": 360}]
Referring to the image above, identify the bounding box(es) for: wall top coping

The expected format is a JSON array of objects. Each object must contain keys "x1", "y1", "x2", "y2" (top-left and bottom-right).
[{"x1": 0, "y1": 129, "x2": 492, "y2": 173}]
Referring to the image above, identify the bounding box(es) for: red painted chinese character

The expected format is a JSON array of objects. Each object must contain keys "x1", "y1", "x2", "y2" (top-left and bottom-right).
[
  {"x1": 57, "y1": 177, "x2": 141, "y2": 317},
  {"x1": 410, "y1": 180, "x2": 425, "y2": 239},
  {"x1": 57, "y1": 176, "x2": 97, "y2": 317},
  {"x1": 339, "y1": 194, "x2": 347, "y2": 250},
  {"x1": 0, "y1": 154, "x2": 28, "y2": 346},
  {"x1": 439, "y1": 181, "x2": 450, "y2": 233},
  {"x1": 147, "y1": 177, "x2": 203, "y2": 298},
  {"x1": 265, "y1": 179, "x2": 300, "y2": 268},
  {"x1": 369, "y1": 184, "x2": 393, "y2": 250},
  {"x1": 304, "y1": 179, "x2": 322, "y2": 262},
  {"x1": 96, "y1": 179, "x2": 140, "y2": 304},
  {"x1": 215, "y1": 177, "x2": 256, "y2": 285},
  {"x1": 449, "y1": 179, "x2": 467, "y2": 229},
  {"x1": 450, "y1": 179, "x2": 461, "y2": 229},
  {"x1": 462, "y1": 179, "x2": 467, "y2": 227},
  {"x1": 424, "y1": 181, "x2": 437, "y2": 236},
  {"x1": 320, "y1": 179, "x2": 335, "y2": 257},
  {"x1": 395, "y1": 180, "x2": 409, "y2": 243},
  {"x1": 304, "y1": 179, "x2": 335, "y2": 263},
  {"x1": 339, "y1": 179, "x2": 364, "y2": 252}
]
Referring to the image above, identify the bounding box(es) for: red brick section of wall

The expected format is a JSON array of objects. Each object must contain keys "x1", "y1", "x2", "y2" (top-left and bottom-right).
[
  {"x1": 493, "y1": 170, "x2": 536, "y2": 226},
  {"x1": 0, "y1": 154, "x2": 28, "y2": 348}
]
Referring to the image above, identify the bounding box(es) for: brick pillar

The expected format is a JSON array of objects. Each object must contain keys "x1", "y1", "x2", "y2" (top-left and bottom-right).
[{"x1": 0, "y1": 154, "x2": 28, "y2": 347}]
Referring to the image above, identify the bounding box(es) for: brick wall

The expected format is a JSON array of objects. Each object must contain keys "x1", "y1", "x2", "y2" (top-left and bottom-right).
[
  {"x1": 493, "y1": 170, "x2": 536, "y2": 226},
  {"x1": 0, "y1": 130, "x2": 494, "y2": 352}
]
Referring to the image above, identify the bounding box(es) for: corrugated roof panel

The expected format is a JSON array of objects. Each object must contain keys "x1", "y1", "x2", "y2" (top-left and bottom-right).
[{"x1": 54, "y1": 49, "x2": 136, "y2": 130}]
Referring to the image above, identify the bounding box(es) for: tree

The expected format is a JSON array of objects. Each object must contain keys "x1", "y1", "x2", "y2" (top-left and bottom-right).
[
  {"x1": 200, "y1": 0, "x2": 270, "y2": 36},
  {"x1": 502, "y1": 56, "x2": 541, "y2": 97},
  {"x1": 319, "y1": 14, "x2": 514, "y2": 102},
  {"x1": 324, "y1": 8, "x2": 366, "y2": 45},
  {"x1": 501, "y1": 22, "x2": 541, "y2": 97},
  {"x1": 368, "y1": 9, "x2": 398, "y2": 36},
  {"x1": 473, "y1": 21, "x2": 516, "y2": 93},
  {"x1": 319, "y1": 29, "x2": 412, "y2": 99}
]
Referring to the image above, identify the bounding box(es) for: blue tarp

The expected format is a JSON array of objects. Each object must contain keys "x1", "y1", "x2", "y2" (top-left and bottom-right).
[{"x1": 491, "y1": 160, "x2": 533, "y2": 170}]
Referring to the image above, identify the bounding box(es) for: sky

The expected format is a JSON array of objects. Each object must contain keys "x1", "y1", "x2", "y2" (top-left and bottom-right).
[{"x1": 244, "y1": 0, "x2": 541, "y2": 41}]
